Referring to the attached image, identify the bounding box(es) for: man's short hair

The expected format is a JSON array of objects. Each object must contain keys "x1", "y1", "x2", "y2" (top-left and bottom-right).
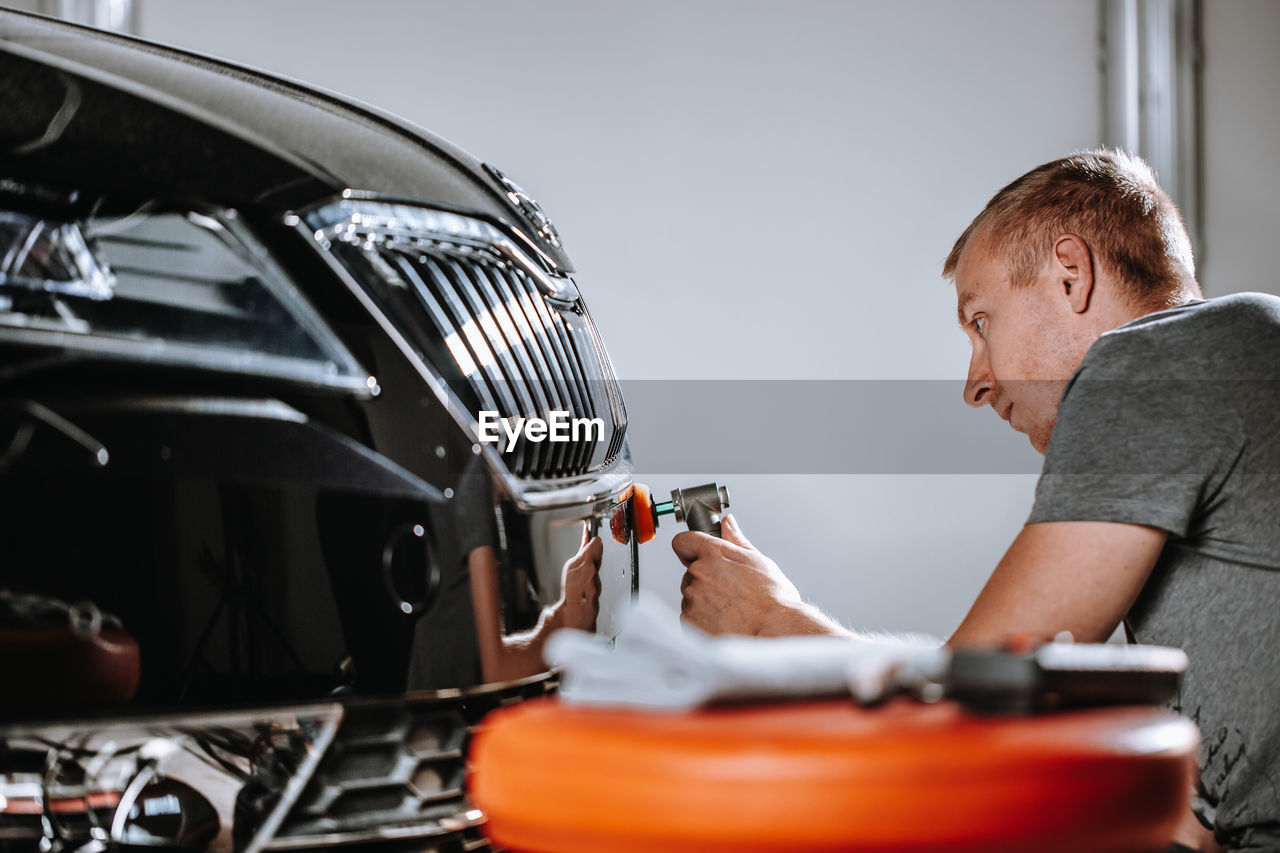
[{"x1": 942, "y1": 149, "x2": 1195, "y2": 307}]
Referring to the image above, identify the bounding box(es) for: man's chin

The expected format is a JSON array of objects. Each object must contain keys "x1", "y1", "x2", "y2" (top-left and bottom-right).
[
  {"x1": 1007, "y1": 419, "x2": 1051, "y2": 455},
  {"x1": 1027, "y1": 422, "x2": 1054, "y2": 455},
  {"x1": 1001, "y1": 412, "x2": 1052, "y2": 454}
]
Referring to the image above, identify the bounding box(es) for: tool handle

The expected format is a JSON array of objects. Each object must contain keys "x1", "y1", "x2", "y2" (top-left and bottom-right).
[
  {"x1": 671, "y1": 483, "x2": 730, "y2": 538},
  {"x1": 946, "y1": 644, "x2": 1187, "y2": 713},
  {"x1": 683, "y1": 500, "x2": 723, "y2": 537}
]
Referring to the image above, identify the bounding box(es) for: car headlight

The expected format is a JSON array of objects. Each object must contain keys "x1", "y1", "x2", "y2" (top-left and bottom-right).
[{"x1": 0, "y1": 199, "x2": 369, "y2": 393}]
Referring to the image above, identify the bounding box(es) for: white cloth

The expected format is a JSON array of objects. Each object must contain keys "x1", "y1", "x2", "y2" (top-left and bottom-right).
[{"x1": 545, "y1": 592, "x2": 949, "y2": 711}]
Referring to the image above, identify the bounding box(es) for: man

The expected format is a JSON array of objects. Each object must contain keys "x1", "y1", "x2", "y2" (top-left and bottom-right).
[{"x1": 675, "y1": 149, "x2": 1280, "y2": 853}]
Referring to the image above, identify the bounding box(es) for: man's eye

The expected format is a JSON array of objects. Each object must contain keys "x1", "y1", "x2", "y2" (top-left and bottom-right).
[{"x1": 974, "y1": 317, "x2": 986, "y2": 336}]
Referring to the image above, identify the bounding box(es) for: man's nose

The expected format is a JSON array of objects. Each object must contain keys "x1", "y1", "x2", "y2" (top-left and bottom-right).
[{"x1": 964, "y1": 348, "x2": 994, "y2": 407}]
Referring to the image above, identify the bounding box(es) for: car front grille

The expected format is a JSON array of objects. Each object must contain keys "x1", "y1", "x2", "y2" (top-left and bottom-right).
[
  {"x1": 267, "y1": 704, "x2": 469, "y2": 848},
  {"x1": 267, "y1": 676, "x2": 557, "y2": 851},
  {"x1": 304, "y1": 201, "x2": 627, "y2": 481}
]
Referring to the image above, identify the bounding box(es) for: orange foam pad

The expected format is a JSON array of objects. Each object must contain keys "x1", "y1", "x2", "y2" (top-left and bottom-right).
[
  {"x1": 470, "y1": 696, "x2": 1196, "y2": 853},
  {"x1": 630, "y1": 483, "x2": 656, "y2": 544}
]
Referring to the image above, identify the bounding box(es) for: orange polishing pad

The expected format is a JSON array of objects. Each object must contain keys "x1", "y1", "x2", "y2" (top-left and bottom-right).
[
  {"x1": 630, "y1": 483, "x2": 656, "y2": 544},
  {"x1": 470, "y1": 696, "x2": 1197, "y2": 853}
]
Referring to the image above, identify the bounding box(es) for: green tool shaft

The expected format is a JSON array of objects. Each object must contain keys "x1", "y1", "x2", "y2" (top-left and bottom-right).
[{"x1": 653, "y1": 500, "x2": 676, "y2": 517}]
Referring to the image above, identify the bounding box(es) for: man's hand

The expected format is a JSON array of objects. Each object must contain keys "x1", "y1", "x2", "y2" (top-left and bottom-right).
[
  {"x1": 552, "y1": 524, "x2": 603, "y2": 632},
  {"x1": 674, "y1": 514, "x2": 803, "y2": 636}
]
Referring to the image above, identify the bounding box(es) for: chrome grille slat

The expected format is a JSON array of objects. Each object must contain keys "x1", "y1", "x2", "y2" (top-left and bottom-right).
[
  {"x1": 518, "y1": 270, "x2": 595, "y2": 472},
  {"x1": 419, "y1": 256, "x2": 527, "y2": 471},
  {"x1": 582, "y1": 317, "x2": 627, "y2": 463},
  {"x1": 543, "y1": 310, "x2": 589, "y2": 474},
  {"x1": 442, "y1": 261, "x2": 538, "y2": 417},
  {"x1": 462, "y1": 262, "x2": 556, "y2": 475},
  {"x1": 551, "y1": 312, "x2": 601, "y2": 472},
  {"x1": 499, "y1": 273, "x2": 572, "y2": 410},
  {"x1": 560, "y1": 322, "x2": 599, "y2": 473},
  {"x1": 535, "y1": 301, "x2": 593, "y2": 472},
  {"x1": 309, "y1": 203, "x2": 628, "y2": 481},
  {"x1": 504, "y1": 269, "x2": 581, "y2": 476},
  {"x1": 483, "y1": 265, "x2": 573, "y2": 476},
  {"x1": 439, "y1": 259, "x2": 540, "y2": 476},
  {"x1": 389, "y1": 253, "x2": 502, "y2": 416},
  {"x1": 517, "y1": 269, "x2": 588, "y2": 417},
  {"x1": 471, "y1": 266, "x2": 554, "y2": 418}
]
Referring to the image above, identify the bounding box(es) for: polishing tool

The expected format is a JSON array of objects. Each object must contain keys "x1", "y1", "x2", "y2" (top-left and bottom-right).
[{"x1": 621, "y1": 482, "x2": 731, "y2": 544}]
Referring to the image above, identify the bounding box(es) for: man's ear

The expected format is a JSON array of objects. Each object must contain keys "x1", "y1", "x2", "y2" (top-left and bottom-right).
[{"x1": 1053, "y1": 234, "x2": 1094, "y2": 314}]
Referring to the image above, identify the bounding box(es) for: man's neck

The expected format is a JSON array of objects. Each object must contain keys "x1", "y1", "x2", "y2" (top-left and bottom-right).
[{"x1": 1104, "y1": 278, "x2": 1202, "y2": 332}]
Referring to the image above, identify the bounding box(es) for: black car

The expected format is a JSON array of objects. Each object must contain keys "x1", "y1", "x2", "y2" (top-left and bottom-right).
[{"x1": 0, "y1": 8, "x2": 636, "y2": 851}]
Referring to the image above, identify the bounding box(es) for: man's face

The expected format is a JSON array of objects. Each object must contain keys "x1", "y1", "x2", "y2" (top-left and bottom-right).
[{"x1": 953, "y1": 236, "x2": 1091, "y2": 453}]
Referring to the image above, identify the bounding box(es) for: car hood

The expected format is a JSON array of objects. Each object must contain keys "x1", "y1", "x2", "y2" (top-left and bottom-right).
[{"x1": 0, "y1": 9, "x2": 573, "y2": 271}]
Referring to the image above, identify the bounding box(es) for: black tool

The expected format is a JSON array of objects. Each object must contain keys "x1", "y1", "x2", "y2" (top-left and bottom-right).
[{"x1": 944, "y1": 641, "x2": 1188, "y2": 713}]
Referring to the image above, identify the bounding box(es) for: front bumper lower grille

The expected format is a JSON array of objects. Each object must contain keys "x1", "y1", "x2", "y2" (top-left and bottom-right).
[{"x1": 0, "y1": 676, "x2": 557, "y2": 853}]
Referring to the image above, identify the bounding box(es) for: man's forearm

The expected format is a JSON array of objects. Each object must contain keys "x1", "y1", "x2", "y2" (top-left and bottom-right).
[
  {"x1": 480, "y1": 606, "x2": 561, "y2": 683},
  {"x1": 759, "y1": 600, "x2": 855, "y2": 638},
  {"x1": 760, "y1": 600, "x2": 942, "y2": 647}
]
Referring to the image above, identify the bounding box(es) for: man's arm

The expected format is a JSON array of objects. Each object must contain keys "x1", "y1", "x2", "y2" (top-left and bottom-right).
[
  {"x1": 469, "y1": 529, "x2": 603, "y2": 683},
  {"x1": 677, "y1": 515, "x2": 1167, "y2": 645},
  {"x1": 947, "y1": 520, "x2": 1167, "y2": 647},
  {"x1": 452, "y1": 459, "x2": 603, "y2": 682}
]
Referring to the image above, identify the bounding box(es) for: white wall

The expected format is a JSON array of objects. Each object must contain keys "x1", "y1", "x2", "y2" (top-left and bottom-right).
[{"x1": 1200, "y1": 0, "x2": 1280, "y2": 299}]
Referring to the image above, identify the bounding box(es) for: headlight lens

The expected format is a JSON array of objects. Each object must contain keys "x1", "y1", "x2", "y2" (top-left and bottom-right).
[
  {"x1": 0, "y1": 212, "x2": 115, "y2": 301},
  {"x1": 0, "y1": 201, "x2": 368, "y2": 393}
]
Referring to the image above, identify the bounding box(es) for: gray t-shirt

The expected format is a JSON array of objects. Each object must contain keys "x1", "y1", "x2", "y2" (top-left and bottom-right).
[{"x1": 1028, "y1": 292, "x2": 1280, "y2": 852}]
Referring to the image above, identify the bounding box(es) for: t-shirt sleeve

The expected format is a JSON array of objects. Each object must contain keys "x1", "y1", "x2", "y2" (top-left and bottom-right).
[{"x1": 1028, "y1": 361, "x2": 1242, "y2": 538}]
